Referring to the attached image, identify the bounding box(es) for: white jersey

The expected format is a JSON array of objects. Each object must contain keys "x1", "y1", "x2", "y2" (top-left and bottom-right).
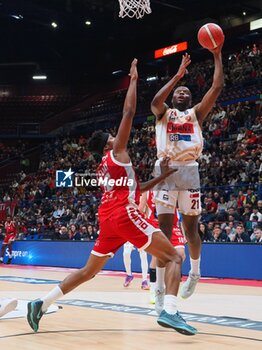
[{"x1": 155, "y1": 107, "x2": 203, "y2": 162}]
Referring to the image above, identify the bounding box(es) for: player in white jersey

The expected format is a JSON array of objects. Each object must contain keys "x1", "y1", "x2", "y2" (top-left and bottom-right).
[{"x1": 151, "y1": 44, "x2": 224, "y2": 301}]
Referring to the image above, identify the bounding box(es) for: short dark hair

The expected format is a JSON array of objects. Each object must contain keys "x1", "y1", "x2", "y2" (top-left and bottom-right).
[{"x1": 87, "y1": 131, "x2": 109, "y2": 156}]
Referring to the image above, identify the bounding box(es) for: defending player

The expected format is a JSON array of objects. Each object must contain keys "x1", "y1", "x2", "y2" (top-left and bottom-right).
[
  {"x1": 151, "y1": 44, "x2": 224, "y2": 299},
  {"x1": 140, "y1": 191, "x2": 186, "y2": 310},
  {"x1": 27, "y1": 59, "x2": 197, "y2": 336},
  {"x1": 0, "y1": 216, "x2": 17, "y2": 264}
]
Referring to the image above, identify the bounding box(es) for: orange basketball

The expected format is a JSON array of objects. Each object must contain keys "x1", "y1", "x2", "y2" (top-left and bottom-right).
[{"x1": 198, "y1": 23, "x2": 224, "y2": 50}]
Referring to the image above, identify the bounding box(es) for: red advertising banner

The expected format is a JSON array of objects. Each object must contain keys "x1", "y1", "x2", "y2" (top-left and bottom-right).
[
  {"x1": 154, "y1": 41, "x2": 188, "y2": 59},
  {"x1": 0, "y1": 201, "x2": 17, "y2": 221}
]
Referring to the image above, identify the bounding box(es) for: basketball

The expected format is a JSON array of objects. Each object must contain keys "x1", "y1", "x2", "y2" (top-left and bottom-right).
[{"x1": 198, "y1": 23, "x2": 224, "y2": 50}]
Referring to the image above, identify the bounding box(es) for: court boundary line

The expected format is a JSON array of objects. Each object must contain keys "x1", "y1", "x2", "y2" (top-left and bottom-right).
[{"x1": 0, "y1": 329, "x2": 261, "y2": 342}]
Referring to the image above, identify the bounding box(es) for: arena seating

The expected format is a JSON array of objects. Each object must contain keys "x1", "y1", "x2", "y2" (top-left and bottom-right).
[{"x1": 0, "y1": 94, "x2": 81, "y2": 134}]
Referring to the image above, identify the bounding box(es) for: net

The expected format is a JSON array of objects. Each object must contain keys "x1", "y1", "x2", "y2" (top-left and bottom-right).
[{"x1": 118, "y1": 0, "x2": 152, "y2": 19}]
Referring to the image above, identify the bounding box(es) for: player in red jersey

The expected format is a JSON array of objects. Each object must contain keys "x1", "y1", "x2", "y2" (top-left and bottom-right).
[
  {"x1": 0, "y1": 216, "x2": 17, "y2": 264},
  {"x1": 27, "y1": 59, "x2": 197, "y2": 336},
  {"x1": 122, "y1": 241, "x2": 150, "y2": 290},
  {"x1": 140, "y1": 191, "x2": 186, "y2": 308}
]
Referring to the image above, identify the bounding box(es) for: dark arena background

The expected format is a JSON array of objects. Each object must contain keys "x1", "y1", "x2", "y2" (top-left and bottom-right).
[{"x1": 0, "y1": 1, "x2": 262, "y2": 349}]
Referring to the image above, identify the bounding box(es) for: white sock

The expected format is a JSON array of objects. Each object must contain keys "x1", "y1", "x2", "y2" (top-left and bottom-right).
[
  {"x1": 190, "y1": 257, "x2": 201, "y2": 275},
  {"x1": 41, "y1": 286, "x2": 64, "y2": 312},
  {"x1": 164, "y1": 295, "x2": 178, "y2": 315},
  {"x1": 156, "y1": 267, "x2": 165, "y2": 290},
  {"x1": 123, "y1": 246, "x2": 132, "y2": 276},
  {"x1": 139, "y1": 250, "x2": 148, "y2": 281}
]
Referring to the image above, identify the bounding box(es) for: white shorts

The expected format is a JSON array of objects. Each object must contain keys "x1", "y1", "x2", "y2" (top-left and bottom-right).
[{"x1": 153, "y1": 160, "x2": 201, "y2": 216}]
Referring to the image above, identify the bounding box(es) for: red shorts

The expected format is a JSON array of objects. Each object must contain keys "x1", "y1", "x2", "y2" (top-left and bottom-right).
[
  {"x1": 171, "y1": 227, "x2": 186, "y2": 248},
  {"x1": 92, "y1": 205, "x2": 160, "y2": 257},
  {"x1": 3, "y1": 233, "x2": 16, "y2": 244},
  {"x1": 148, "y1": 220, "x2": 186, "y2": 249}
]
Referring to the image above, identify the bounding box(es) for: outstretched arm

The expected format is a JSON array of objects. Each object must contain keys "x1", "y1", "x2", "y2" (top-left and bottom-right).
[
  {"x1": 195, "y1": 44, "x2": 224, "y2": 127},
  {"x1": 113, "y1": 59, "x2": 138, "y2": 163},
  {"x1": 151, "y1": 53, "x2": 191, "y2": 119}
]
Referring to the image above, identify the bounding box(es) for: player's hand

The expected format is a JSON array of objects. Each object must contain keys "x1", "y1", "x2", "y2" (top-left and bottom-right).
[
  {"x1": 176, "y1": 53, "x2": 191, "y2": 79},
  {"x1": 160, "y1": 157, "x2": 177, "y2": 177},
  {"x1": 129, "y1": 58, "x2": 138, "y2": 80},
  {"x1": 208, "y1": 41, "x2": 224, "y2": 55}
]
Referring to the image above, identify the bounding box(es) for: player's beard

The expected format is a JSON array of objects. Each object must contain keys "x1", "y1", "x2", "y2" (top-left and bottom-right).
[{"x1": 173, "y1": 100, "x2": 189, "y2": 111}]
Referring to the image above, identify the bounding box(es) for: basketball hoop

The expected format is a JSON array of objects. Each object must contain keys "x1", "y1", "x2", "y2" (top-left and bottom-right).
[{"x1": 118, "y1": 0, "x2": 152, "y2": 19}]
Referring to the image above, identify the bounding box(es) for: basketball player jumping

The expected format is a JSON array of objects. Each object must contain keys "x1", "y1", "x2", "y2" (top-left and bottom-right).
[
  {"x1": 151, "y1": 44, "x2": 224, "y2": 305},
  {"x1": 27, "y1": 59, "x2": 197, "y2": 335}
]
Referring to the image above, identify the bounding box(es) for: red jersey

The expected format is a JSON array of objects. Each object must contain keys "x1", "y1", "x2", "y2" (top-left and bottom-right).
[
  {"x1": 145, "y1": 191, "x2": 158, "y2": 228},
  {"x1": 97, "y1": 150, "x2": 140, "y2": 221},
  {"x1": 173, "y1": 208, "x2": 180, "y2": 228},
  {"x1": 145, "y1": 191, "x2": 157, "y2": 222},
  {"x1": 172, "y1": 210, "x2": 186, "y2": 247},
  {"x1": 146, "y1": 191, "x2": 181, "y2": 229},
  {"x1": 5, "y1": 221, "x2": 16, "y2": 234}
]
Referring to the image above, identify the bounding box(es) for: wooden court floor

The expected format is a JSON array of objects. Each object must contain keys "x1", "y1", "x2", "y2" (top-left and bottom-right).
[{"x1": 0, "y1": 265, "x2": 262, "y2": 350}]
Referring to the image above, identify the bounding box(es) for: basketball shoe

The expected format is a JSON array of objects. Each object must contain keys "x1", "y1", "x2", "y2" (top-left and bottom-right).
[
  {"x1": 150, "y1": 295, "x2": 155, "y2": 304},
  {"x1": 157, "y1": 310, "x2": 197, "y2": 335},
  {"x1": 123, "y1": 275, "x2": 134, "y2": 287},
  {"x1": 149, "y1": 285, "x2": 156, "y2": 304},
  {"x1": 0, "y1": 298, "x2": 18, "y2": 317},
  {"x1": 180, "y1": 272, "x2": 200, "y2": 299},
  {"x1": 6, "y1": 258, "x2": 12, "y2": 264},
  {"x1": 27, "y1": 299, "x2": 44, "y2": 332},
  {"x1": 141, "y1": 280, "x2": 150, "y2": 290}
]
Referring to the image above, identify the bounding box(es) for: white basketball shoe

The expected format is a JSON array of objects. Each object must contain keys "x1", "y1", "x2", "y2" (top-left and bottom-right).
[
  {"x1": 0, "y1": 298, "x2": 18, "y2": 317},
  {"x1": 180, "y1": 272, "x2": 200, "y2": 299}
]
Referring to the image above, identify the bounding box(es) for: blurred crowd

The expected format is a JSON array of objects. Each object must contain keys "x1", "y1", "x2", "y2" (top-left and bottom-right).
[
  {"x1": 0, "y1": 141, "x2": 29, "y2": 163},
  {"x1": 186, "y1": 43, "x2": 261, "y2": 100}
]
